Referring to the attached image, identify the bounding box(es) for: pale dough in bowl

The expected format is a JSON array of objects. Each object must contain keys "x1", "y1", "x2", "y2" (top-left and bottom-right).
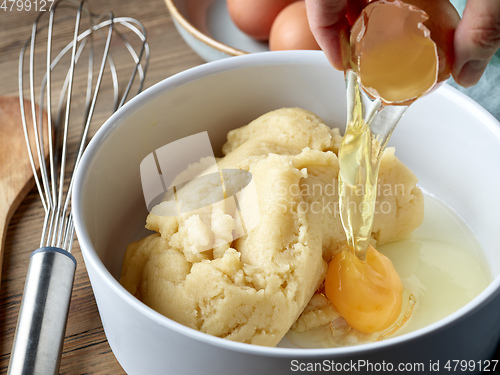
[{"x1": 120, "y1": 108, "x2": 423, "y2": 346}]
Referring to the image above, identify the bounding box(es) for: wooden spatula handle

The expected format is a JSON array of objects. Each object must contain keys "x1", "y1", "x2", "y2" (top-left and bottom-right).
[
  {"x1": 0, "y1": 172, "x2": 35, "y2": 288},
  {"x1": 0, "y1": 198, "x2": 9, "y2": 285},
  {"x1": 0, "y1": 96, "x2": 48, "y2": 288}
]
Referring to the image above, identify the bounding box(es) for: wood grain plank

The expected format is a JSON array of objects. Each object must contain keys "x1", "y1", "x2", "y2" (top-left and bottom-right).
[{"x1": 0, "y1": 0, "x2": 203, "y2": 373}]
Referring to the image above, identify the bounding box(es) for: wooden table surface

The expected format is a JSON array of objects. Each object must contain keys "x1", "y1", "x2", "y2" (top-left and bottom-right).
[
  {"x1": 1, "y1": 2, "x2": 500, "y2": 374},
  {"x1": 0, "y1": 1, "x2": 203, "y2": 373}
]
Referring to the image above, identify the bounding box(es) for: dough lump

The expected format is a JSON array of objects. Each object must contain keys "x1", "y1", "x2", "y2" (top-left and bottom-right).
[{"x1": 120, "y1": 108, "x2": 423, "y2": 346}]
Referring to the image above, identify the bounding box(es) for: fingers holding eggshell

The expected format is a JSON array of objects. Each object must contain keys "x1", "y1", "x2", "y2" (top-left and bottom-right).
[
  {"x1": 453, "y1": 0, "x2": 500, "y2": 87},
  {"x1": 305, "y1": 0, "x2": 368, "y2": 70}
]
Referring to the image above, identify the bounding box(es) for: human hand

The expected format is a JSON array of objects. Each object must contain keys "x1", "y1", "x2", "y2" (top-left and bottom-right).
[
  {"x1": 453, "y1": 0, "x2": 500, "y2": 86},
  {"x1": 305, "y1": 0, "x2": 500, "y2": 87}
]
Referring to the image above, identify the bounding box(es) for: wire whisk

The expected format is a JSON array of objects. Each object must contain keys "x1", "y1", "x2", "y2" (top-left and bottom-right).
[{"x1": 8, "y1": 1, "x2": 149, "y2": 373}]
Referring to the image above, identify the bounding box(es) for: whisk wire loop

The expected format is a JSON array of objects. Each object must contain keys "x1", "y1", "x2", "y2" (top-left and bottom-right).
[
  {"x1": 10, "y1": 1, "x2": 149, "y2": 374},
  {"x1": 18, "y1": 0, "x2": 149, "y2": 251}
]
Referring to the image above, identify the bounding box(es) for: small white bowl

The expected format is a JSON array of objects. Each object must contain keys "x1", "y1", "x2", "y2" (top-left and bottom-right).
[
  {"x1": 165, "y1": 0, "x2": 269, "y2": 61},
  {"x1": 73, "y1": 51, "x2": 500, "y2": 375}
]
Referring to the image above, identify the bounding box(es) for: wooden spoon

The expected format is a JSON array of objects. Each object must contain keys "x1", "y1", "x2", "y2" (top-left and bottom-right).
[{"x1": 0, "y1": 96, "x2": 48, "y2": 287}]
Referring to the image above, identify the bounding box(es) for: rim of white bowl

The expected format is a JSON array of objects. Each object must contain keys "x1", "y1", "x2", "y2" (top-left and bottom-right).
[
  {"x1": 73, "y1": 50, "x2": 500, "y2": 358},
  {"x1": 164, "y1": 0, "x2": 247, "y2": 57}
]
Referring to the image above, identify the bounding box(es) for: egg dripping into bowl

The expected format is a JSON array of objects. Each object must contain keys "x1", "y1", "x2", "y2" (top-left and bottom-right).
[
  {"x1": 315, "y1": 0, "x2": 461, "y2": 344},
  {"x1": 230, "y1": 0, "x2": 465, "y2": 347}
]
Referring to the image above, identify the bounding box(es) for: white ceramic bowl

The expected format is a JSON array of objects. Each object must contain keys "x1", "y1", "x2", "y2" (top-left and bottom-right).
[
  {"x1": 165, "y1": 0, "x2": 269, "y2": 61},
  {"x1": 73, "y1": 51, "x2": 500, "y2": 375}
]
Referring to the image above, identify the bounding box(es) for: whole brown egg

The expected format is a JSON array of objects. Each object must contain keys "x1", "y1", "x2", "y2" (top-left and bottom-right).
[
  {"x1": 227, "y1": 0, "x2": 299, "y2": 41},
  {"x1": 269, "y1": 1, "x2": 321, "y2": 51}
]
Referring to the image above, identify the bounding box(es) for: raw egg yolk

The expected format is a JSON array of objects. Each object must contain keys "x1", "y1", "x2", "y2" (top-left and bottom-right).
[{"x1": 325, "y1": 245, "x2": 403, "y2": 334}]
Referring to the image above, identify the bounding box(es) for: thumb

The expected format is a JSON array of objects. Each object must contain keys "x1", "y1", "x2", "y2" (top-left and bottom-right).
[
  {"x1": 453, "y1": 0, "x2": 500, "y2": 87},
  {"x1": 306, "y1": 0, "x2": 349, "y2": 70}
]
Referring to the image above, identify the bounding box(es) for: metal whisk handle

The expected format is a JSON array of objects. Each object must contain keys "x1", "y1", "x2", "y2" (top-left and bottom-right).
[{"x1": 8, "y1": 248, "x2": 76, "y2": 375}]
